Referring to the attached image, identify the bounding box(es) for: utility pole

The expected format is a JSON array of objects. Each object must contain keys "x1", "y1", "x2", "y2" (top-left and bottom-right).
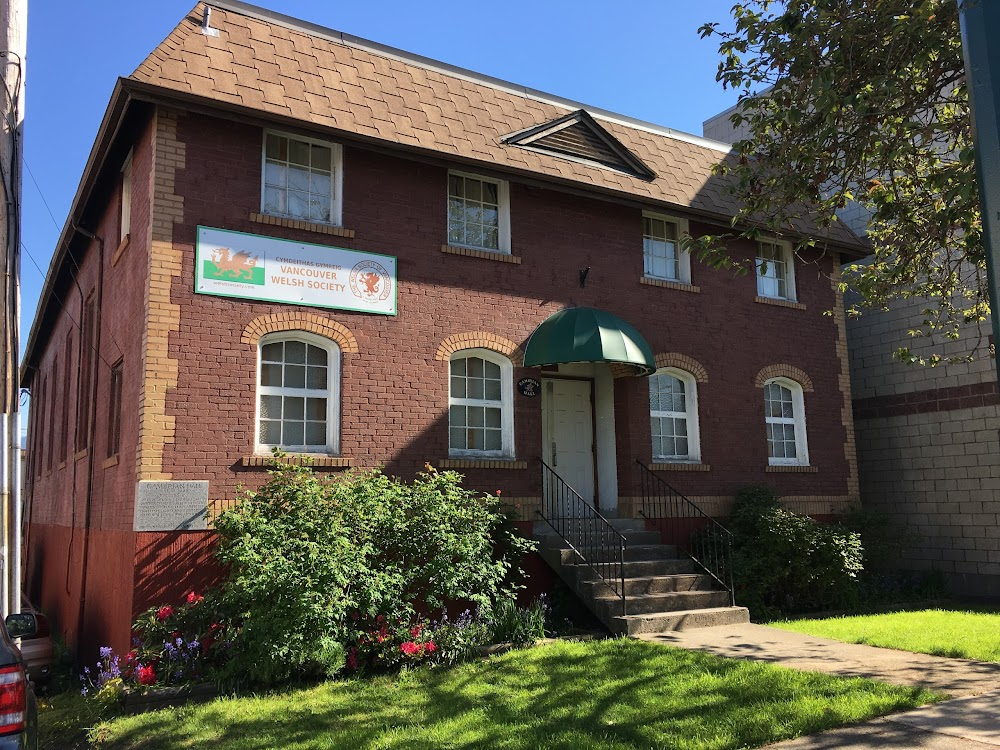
[
  {"x1": 961, "y1": 0, "x2": 1000, "y2": 393},
  {"x1": 0, "y1": 0, "x2": 25, "y2": 620}
]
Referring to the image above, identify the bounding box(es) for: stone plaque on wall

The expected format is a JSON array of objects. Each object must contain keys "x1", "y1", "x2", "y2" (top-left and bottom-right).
[{"x1": 134, "y1": 481, "x2": 209, "y2": 532}]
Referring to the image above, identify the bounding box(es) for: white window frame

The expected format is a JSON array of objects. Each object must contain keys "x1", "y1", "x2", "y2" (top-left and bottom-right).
[
  {"x1": 261, "y1": 130, "x2": 344, "y2": 226},
  {"x1": 446, "y1": 170, "x2": 512, "y2": 254},
  {"x1": 763, "y1": 377, "x2": 809, "y2": 466},
  {"x1": 448, "y1": 348, "x2": 514, "y2": 458},
  {"x1": 120, "y1": 150, "x2": 133, "y2": 241},
  {"x1": 255, "y1": 331, "x2": 341, "y2": 455},
  {"x1": 649, "y1": 367, "x2": 701, "y2": 463},
  {"x1": 642, "y1": 211, "x2": 691, "y2": 284},
  {"x1": 756, "y1": 239, "x2": 797, "y2": 301}
]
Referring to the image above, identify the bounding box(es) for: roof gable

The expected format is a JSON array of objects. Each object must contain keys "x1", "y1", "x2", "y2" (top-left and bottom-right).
[{"x1": 503, "y1": 110, "x2": 656, "y2": 180}]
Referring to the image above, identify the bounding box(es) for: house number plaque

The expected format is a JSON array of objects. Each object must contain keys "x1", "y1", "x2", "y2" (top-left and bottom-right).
[{"x1": 518, "y1": 378, "x2": 541, "y2": 397}]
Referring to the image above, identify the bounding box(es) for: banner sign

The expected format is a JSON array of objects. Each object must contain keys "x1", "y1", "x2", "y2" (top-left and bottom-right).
[{"x1": 195, "y1": 225, "x2": 397, "y2": 316}]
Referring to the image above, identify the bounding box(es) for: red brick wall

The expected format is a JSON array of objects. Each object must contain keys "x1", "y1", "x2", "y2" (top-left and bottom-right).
[{"x1": 157, "y1": 110, "x2": 850, "y2": 505}]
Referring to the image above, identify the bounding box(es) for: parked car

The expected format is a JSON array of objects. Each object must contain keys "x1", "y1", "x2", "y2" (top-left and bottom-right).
[
  {"x1": 9, "y1": 602, "x2": 51, "y2": 688},
  {"x1": 0, "y1": 613, "x2": 38, "y2": 749}
]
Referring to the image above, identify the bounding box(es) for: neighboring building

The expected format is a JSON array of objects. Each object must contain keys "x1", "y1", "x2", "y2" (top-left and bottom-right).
[
  {"x1": 705, "y1": 105, "x2": 1000, "y2": 598},
  {"x1": 23, "y1": 1, "x2": 865, "y2": 657}
]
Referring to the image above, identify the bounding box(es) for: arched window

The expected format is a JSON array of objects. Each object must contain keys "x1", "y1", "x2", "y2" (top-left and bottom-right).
[
  {"x1": 649, "y1": 368, "x2": 700, "y2": 462},
  {"x1": 763, "y1": 378, "x2": 809, "y2": 465},
  {"x1": 448, "y1": 349, "x2": 514, "y2": 457},
  {"x1": 257, "y1": 332, "x2": 341, "y2": 454}
]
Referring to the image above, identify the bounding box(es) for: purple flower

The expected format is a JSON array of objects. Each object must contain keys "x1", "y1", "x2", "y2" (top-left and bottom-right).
[{"x1": 99, "y1": 646, "x2": 113, "y2": 659}]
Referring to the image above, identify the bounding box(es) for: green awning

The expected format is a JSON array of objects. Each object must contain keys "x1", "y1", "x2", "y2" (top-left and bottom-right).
[{"x1": 523, "y1": 307, "x2": 656, "y2": 376}]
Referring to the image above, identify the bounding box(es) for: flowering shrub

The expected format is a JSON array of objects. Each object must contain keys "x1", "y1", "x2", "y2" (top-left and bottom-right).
[{"x1": 210, "y1": 459, "x2": 534, "y2": 685}]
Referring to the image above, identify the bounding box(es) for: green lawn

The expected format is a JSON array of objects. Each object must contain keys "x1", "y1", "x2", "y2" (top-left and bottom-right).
[
  {"x1": 771, "y1": 608, "x2": 1000, "y2": 662},
  {"x1": 82, "y1": 639, "x2": 937, "y2": 750}
]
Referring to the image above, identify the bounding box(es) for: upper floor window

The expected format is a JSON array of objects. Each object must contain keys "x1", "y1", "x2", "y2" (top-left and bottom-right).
[
  {"x1": 763, "y1": 377, "x2": 809, "y2": 465},
  {"x1": 257, "y1": 332, "x2": 341, "y2": 454},
  {"x1": 448, "y1": 349, "x2": 514, "y2": 457},
  {"x1": 120, "y1": 150, "x2": 133, "y2": 242},
  {"x1": 756, "y1": 240, "x2": 796, "y2": 300},
  {"x1": 107, "y1": 359, "x2": 124, "y2": 459},
  {"x1": 447, "y1": 171, "x2": 511, "y2": 253},
  {"x1": 643, "y1": 212, "x2": 690, "y2": 283},
  {"x1": 262, "y1": 132, "x2": 343, "y2": 226},
  {"x1": 649, "y1": 368, "x2": 700, "y2": 462}
]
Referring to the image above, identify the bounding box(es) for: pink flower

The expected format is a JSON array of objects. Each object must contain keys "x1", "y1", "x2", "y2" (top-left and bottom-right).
[
  {"x1": 410, "y1": 625, "x2": 422, "y2": 637},
  {"x1": 186, "y1": 591, "x2": 204, "y2": 605},
  {"x1": 137, "y1": 664, "x2": 157, "y2": 686},
  {"x1": 425, "y1": 641, "x2": 437, "y2": 654},
  {"x1": 400, "y1": 641, "x2": 421, "y2": 656},
  {"x1": 156, "y1": 606, "x2": 174, "y2": 622},
  {"x1": 496, "y1": 490, "x2": 502, "y2": 496}
]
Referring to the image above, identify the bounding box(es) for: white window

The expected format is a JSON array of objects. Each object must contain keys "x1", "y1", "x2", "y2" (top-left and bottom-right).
[
  {"x1": 643, "y1": 212, "x2": 690, "y2": 283},
  {"x1": 649, "y1": 368, "x2": 700, "y2": 462},
  {"x1": 756, "y1": 240, "x2": 796, "y2": 300},
  {"x1": 257, "y1": 332, "x2": 340, "y2": 454},
  {"x1": 120, "y1": 151, "x2": 133, "y2": 241},
  {"x1": 763, "y1": 378, "x2": 809, "y2": 465},
  {"x1": 262, "y1": 131, "x2": 343, "y2": 225},
  {"x1": 447, "y1": 171, "x2": 511, "y2": 253},
  {"x1": 448, "y1": 349, "x2": 514, "y2": 457}
]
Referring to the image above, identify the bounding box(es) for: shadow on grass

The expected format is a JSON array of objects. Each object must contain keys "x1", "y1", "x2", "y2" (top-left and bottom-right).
[{"x1": 92, "y1": 640, "x2": 935, "y2": 750}]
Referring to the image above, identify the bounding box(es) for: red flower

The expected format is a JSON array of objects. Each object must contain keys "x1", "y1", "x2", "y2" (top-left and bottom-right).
[
  {"x1": 425, "y1": 641, "x2": 437, "y2": 653},
  {"x1": 186, "y1": 591, "x2": 204, "y2": 605},
  {"x1": 137, "y1": 664, "x2": 157, "y2": 686},
  {"x1": 126, "y1": 650, "x2": 138, "y2": 664},
  {"x1": 377, "y1": 625, "x2": 388, "y2": 643},
  {"x1": 496, "y1": 490, "x2": 502, "y2": 496},
  {"x1": 156, "y1": 606, "x2": 174, "y2": 622},
  {"x1": 410, "y1": 625, "x2": 422, "y2": 637},
  {"x1": 400, "y1": 641, "x2": 421, "y2": 656}
]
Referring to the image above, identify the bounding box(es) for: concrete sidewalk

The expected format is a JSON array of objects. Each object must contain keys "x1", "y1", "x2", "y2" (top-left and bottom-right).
[{"x1": 639, "y1": 623, "x2": 1000, "y2": 748}]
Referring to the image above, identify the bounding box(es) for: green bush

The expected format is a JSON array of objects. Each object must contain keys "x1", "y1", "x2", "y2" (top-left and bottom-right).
[
  {"x1": 211, "y1": 459, "x2": 534, "y2": 685},
  {"x1": 731, "y1": 485, "x2": 864, "y2": 620}
]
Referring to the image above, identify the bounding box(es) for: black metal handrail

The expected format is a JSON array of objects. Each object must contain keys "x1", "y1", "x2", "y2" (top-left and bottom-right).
[
  {"x1": 636, "y1": 460, "x2": 735, "y2": 605},
  {"x1": 537, "y1": 458, "x2": 628, "y2": 617}
]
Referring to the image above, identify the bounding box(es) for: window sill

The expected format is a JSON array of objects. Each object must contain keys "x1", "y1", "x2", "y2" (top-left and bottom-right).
[
  {"x1": 755, "y1": 295, "x2": 806, "y2": 311},
  {"x1": 437, "y1": 459, "x2": 526, "y2": 470},
  {"x1": 102, "y1": 455, "x2": 119, "y2": 470},
  {"x1": 250, "y1": 212, "x2": 356, "y2": 239},
  {"x1": 640, "y1": 277, "x2": 700, "y2": 293},
  {"x1": 75, "y1": 448, "x2": 88, "y2": 461},
  {"x1": 241, "y1": 454, "x2": 353, "y2": 469},
  {"x1": 441, "y1": 245, "x2": 521, "y2": 264},
  {"x1": 58, "y1": 461, "x2": 67, "y2": 471},
  {"x1": 649, "y1": 462, "x2": 710, "y2": 472},
  {"x1": 766, "y1": 464, "x2": 817, "y2": 473},
  {"x1": 111, "y1": 234, "x2": 130, "y2": 267}
]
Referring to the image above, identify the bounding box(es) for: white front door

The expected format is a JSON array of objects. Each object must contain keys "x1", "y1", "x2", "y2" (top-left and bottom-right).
[{"x1": 542, "y1": 378, "x2": 596, "y2": 505}]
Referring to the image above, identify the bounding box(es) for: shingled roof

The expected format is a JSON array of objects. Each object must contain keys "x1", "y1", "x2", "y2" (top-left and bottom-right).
[{"x1": 130, "y1": 0, "x2": 864, "y2": 251}]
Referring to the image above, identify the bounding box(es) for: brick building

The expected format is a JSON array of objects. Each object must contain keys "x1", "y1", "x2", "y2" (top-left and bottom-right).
[
  {"x1": 705, "y1": 104, "x2": 1000, "y2": 598},
  {"x1": 23, "y1": 1, "x2": 866, "y2": 656}
]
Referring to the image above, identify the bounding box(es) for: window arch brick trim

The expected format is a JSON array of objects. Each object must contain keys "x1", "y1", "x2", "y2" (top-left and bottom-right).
[
  {"x1": 755, "y1": 364, "x2": 814, "y2": 392},
  {"x1": 241, "y1": 313, "x2": 358, "y2": 353},
  {"x1": 435, "y1": 332, "x2": 522, "y2": 365},
  {"x1": 654, "y1": 353, "x2": 708, "y2": 383}
]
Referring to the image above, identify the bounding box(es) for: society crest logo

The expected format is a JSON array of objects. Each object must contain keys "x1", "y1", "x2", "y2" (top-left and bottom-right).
[{"x1": 350, "y1": 260, "x2": 392, "y2": 303}]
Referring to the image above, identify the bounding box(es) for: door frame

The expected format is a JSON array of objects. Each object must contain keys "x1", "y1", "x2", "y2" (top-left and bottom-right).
[{"x1": 540, "y1": 373, "x2": 600, "y2": 509}]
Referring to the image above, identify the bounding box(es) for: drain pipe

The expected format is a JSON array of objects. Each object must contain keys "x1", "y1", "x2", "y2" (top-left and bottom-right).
[{"x1": 71, "y1": 223, "x2": 104, "y2": 652}]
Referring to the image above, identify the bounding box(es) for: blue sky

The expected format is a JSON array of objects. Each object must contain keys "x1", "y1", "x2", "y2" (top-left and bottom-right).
[{"x1": 21, "y1": 0, "x2": 740, "y2": 378}]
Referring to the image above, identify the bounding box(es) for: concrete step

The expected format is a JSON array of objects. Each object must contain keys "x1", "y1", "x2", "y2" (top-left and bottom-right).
[
  {"x1": 552, "y1": 544, "x2": 679, "y2": 564},
  {"x1": 536, "y1": 529, "x2": 662, "y2": 548},
  {"x1": 570, "y1": 558, "x2": 697, "y2": 578},
  {"x1": 610, "y1": 606, "x2": 750, "y2": 636},
  {"x1": 593, "y1": 590, "x2": 733, "y2": 619},
  {"x1": 579, "y1": 574, "x2": 717, "y2": 597},
  {"x1": 533, "y1": 518, "x2": 648, "y2": 538}
]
